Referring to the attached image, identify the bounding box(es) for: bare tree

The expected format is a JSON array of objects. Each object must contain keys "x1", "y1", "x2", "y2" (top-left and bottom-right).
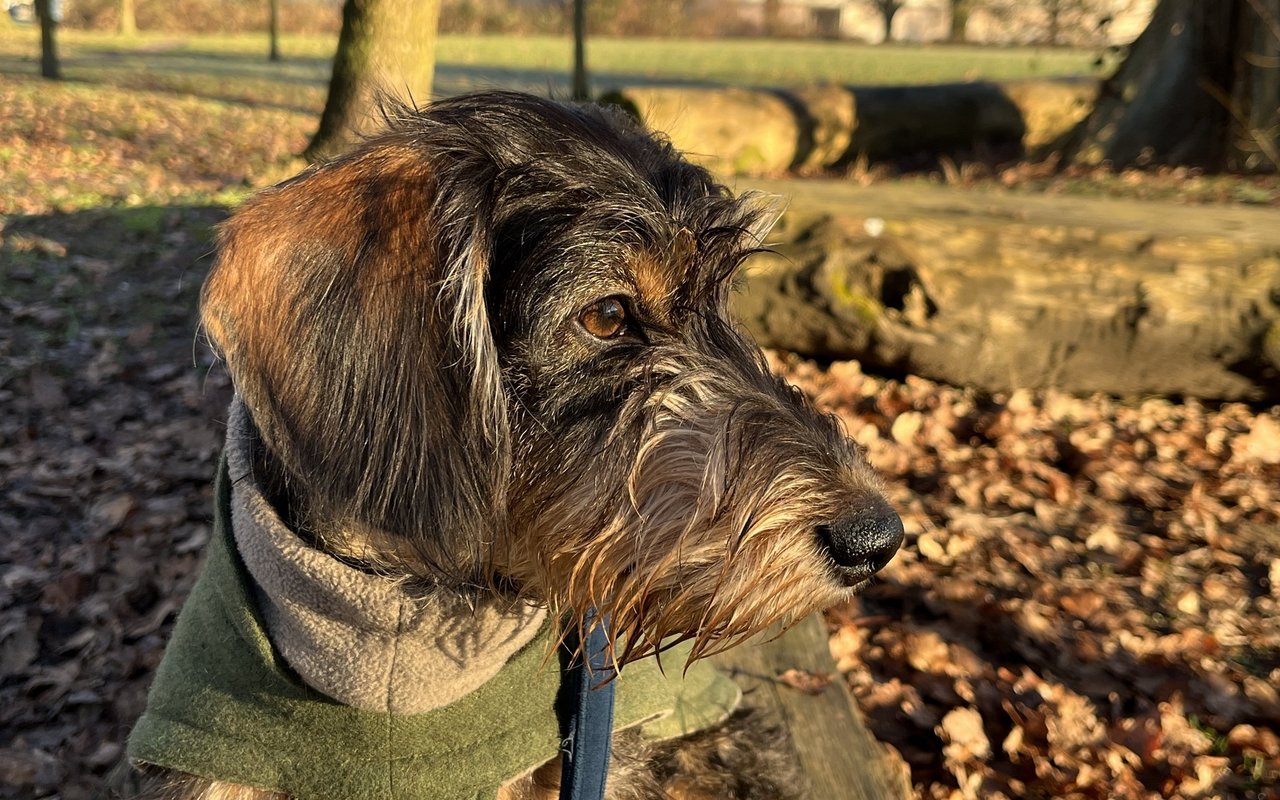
[
  {"x1": 305, "y1": 0, "x2": 443, "y2": 162},
  {"x1": 763, "y1": 0, "x2": 781, "y2": 35},
  {"x1": 975, "y1": 0, "x2": 1140, "y2": 46},
  {"x1": 869, "y1": 0, "x2": 903, "y2": 42},
  {"x1": 1028, "y1": 0, "x2": 1118, "y2": 46},
  {"x1": 572, "y1": 0, "x2": 588, "y2": 101},
  {"x1": 119, "y1": 0, "x2": 136, "y2": 35},
  {"x1": 268, "y1": 0, "x2": 281, "y2": 62},
  {"x1": 949, "y1": 0, "x2": 971, "y2": 41},
  {"x1": 35, "y1": 0, "x2": 60, "y2": 79},
  {"x1": 1067, "y1": 0, "x2": 1279, "y2": 171},
  {"x1": 1042, "y1": 0, "x2": 1065, "y2": 44}
]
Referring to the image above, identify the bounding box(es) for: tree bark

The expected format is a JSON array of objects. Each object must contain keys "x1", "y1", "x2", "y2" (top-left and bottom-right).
[
  {"x1": 268, "y1": 0, "x2": 281, "y2": 62},
  {"x1": 35, "y1": 0, "x2": 60, "y2": 80},
  {"x1": 1067, "y1": 0, "x2": 1279, "y2": 172},
  {"x1": 764, "y1": 0, "x2": 782, "y2": 36},
  {"x1": 305, "y1": 0, "x2": 442, "y2": 162},
  {"x1": 119, "y1": 0, "x2": 137, "y2": 36}
]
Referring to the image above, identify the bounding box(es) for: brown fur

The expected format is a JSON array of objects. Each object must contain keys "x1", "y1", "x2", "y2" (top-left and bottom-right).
[{"x1": 125, "y1": 92, "x2": 902, "y2": 800}]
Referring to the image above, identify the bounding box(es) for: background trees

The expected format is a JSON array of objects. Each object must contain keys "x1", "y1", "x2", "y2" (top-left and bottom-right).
[
  {"x1": 868, "y1": 0, "x2": 904, "y2": 42},
  {"x1": 35, "y1": 0, "x2": 60, "y2": 79},
  {"x1": 305, "y1": 0, "x2": 442, "y2": 161},
  {"x1": 1067, "y1": 0, "x2": 1280, "y2": 171}
]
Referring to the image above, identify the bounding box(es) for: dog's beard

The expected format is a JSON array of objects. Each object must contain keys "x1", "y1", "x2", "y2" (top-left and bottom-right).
[{"x1": 500, "y1": 353, "x2": 878, "y2": 667}]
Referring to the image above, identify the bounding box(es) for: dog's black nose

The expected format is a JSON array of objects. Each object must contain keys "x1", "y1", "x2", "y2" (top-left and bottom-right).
[{"x1": 816, "y1": 502, "x2": 903, "y2": 586}]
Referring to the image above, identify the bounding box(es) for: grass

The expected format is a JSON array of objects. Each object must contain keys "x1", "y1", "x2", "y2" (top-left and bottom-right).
[
  {"x1": 0, "y1": 26, "x2": 1104, "y2": 215},
  {"x1": 435, "y1": 34, "x2": 1103, "y2": 87},
  {"x1": 0, "y1": 28, "x2": 1104, "y2": 100},
  {"x1": 3, "y1": 26, "x2": 1272, "y2": 214}
]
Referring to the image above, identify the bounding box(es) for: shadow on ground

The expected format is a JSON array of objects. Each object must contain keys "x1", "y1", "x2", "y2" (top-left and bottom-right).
[{"x1": 1, "y1": 203, "x2": 233, "y2": 799}]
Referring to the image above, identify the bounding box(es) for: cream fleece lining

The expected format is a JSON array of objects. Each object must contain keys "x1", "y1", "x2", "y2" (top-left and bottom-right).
[{"x1": 224, "y1": 399, "x2": 547, "y2": 715}]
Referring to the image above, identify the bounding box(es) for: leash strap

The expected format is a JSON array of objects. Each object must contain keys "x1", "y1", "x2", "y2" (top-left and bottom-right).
[{"x1": 558, "y1": 612, "x2": 616, "y2": 800}]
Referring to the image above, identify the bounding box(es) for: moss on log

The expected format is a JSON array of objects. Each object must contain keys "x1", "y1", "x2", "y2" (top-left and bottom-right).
[{"x1": 730, "y1": 179, "x2": 1280, "y2": 401}]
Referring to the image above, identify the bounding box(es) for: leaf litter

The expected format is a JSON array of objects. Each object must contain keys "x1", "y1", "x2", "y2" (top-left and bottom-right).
[{"x1": 780, "y1": 355, "x2": 1279, "y2": 800}]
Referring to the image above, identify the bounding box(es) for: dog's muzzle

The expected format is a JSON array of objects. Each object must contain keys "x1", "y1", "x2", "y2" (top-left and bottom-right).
[{"x1": 816, "y1": 502, "x2": 904, "y2": 587}]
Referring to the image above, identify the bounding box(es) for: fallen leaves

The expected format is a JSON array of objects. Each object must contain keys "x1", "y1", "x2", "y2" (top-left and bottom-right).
[
  {"x1": 2, "y1": 201, "x2": 232, "y2": 799},
  {"x1": 777, "y1": 354, "x2": 1280, "y2": 799},
  {"x1": 777, "y1": 668, "x2": 835, "y2": 695},
  {"x1": 0, "y1": 73, "x2": 313, "y2": 216}
]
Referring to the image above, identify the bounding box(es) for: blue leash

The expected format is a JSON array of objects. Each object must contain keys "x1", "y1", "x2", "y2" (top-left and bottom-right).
[{"x1": 557, "y1": 612, "x2": 616, "y2": 800}]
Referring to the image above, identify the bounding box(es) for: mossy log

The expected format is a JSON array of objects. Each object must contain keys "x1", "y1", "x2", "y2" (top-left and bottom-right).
[
  {"x1": 601, "y1": 80, "x2": 1096, "y2": 176},
  {"x1": 730, "y1": 179, "x2": 1280, "y2": 401}
]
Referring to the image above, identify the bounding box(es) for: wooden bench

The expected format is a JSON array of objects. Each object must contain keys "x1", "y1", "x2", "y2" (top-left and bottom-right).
[{"x1": 711, "y1": 614, "x2": 910, "y2": 800}]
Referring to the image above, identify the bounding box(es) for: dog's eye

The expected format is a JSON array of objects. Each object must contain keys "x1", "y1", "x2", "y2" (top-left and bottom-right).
[{"x1": 579, "y1": 297, "x2": 630, "y2": 340}]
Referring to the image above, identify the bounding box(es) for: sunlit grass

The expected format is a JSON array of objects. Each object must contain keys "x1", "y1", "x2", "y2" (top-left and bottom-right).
[
  {"x1": 0, "y1": 27, "x2": 1107, "y2": 214},
  {"x1": 438, "y1": 34, "x2": 1102, "y2": 85},
  {"x1": 0, "y1": 28, "x2": 1102, "y2": 97}
]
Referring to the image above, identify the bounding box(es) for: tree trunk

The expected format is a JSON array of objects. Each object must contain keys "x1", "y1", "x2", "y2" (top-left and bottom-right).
[
  {"x1": 268, "y1": 0, "x2": 281, "y2": 62},
  {"x1": 1233, "y1": 0, "x2": 1280, "y2": 171},
  {"x1": 880, "y1": 4, "x2": 899, "y2": 42},
  {"x1": 949, "y1": 0, "x2": 969, "y2": 42},
  {"x1": 764, "y1": 0, "x2": 781, "y2": 36},
  {"x1": 119, "y1": 0, "x2": 137, "y2": 35},
  {"x1": 1044, "y1": 0, "x2": 1062, "y2": 45},
  {"x1": 572, "y1": 0, "x2": 588, "y2": 101},
  {"x1": 305, "y1": 0, "x2": 442, "y2": 162},
  {"x1": 1067, "y1": 0, "x2": 1279, "y2": 172},
  {"x1": 604, "y1": 80, "x2": 1097, "y2": 174},
  {"x1": 35, "y1": 0, "x2": 60, "y2": 80}
]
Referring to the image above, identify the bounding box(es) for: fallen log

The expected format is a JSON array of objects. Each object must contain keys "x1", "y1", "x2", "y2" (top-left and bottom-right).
[
  {"x1": 710, "y1": 614, "x2": 911, "y2": 800},
  {"x1": 600, "y1": 80, "x2": 1096, "y2": 175},
  {"x1": 730, "y1": 179, "x2": 1280, "y2": 401}
]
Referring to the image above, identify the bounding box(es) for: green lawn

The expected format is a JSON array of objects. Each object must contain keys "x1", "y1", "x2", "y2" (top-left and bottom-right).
[
  {"x1": 0, "y1": 29, "x2": 1103, "y2": 99},
  {"x1": 4, "y1": 28, "x2": 1272, "y2": 215},
  {"x1": 438, "y1": 34, "x2": 1102, "y2": 87}
]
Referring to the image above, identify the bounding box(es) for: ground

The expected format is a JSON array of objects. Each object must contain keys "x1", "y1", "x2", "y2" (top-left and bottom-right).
[{"x1": 1, "y1": 28, "x2": 1277, "y2": 800}]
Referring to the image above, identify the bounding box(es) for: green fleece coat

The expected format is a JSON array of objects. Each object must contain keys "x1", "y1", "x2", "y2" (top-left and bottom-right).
[{"x1": 127, "y1": 457, "x2": 740, "y2": 799}]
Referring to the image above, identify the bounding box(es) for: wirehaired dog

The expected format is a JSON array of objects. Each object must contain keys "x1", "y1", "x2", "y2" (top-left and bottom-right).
[{"x1": 125, "y1": 91, "x2": 903, "y2": 800}]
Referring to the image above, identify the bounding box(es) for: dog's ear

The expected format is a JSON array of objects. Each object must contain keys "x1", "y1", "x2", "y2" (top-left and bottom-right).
[{"x1": 201, "y1": 141, "x2": 508, "y2": 581}]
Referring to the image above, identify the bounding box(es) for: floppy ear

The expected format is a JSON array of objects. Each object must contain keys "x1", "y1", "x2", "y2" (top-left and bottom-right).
[{"x1": 201, "y1": 140, "x2": 509, "y2": 582}]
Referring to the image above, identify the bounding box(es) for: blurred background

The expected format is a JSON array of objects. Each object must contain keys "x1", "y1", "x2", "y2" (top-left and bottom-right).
[{"x1": 1, "y1": 2, "x2": 1278, "y2": 799}]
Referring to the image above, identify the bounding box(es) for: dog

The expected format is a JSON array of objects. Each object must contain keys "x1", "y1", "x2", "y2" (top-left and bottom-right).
[{"x1": 123, "y1": 91, "x2": 903, "y2": 800}]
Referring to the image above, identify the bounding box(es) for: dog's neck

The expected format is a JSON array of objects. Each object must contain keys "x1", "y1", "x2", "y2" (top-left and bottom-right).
[{"x1": 224, "y1": 398, "x2": 547, "y2": 714}]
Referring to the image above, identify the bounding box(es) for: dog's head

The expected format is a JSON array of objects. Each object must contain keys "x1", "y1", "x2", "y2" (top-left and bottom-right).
[{"x1": 202, "y1": 91, "x2": 901, "y2": 662}]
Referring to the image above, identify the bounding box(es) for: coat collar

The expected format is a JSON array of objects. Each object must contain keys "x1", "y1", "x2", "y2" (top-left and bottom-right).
[{"x1": 224, "y1": 398, "x2": 546, "y2": 715}]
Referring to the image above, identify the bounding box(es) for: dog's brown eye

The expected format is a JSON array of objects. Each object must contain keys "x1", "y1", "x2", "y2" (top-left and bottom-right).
[{"x1": 579, "y1": 297, "x2": 629, "y2": 339}]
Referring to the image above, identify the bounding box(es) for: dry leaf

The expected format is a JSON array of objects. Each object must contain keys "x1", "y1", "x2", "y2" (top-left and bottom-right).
[{"x1": 776, "y1": 668, "x2": 833, "y2": 695}]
